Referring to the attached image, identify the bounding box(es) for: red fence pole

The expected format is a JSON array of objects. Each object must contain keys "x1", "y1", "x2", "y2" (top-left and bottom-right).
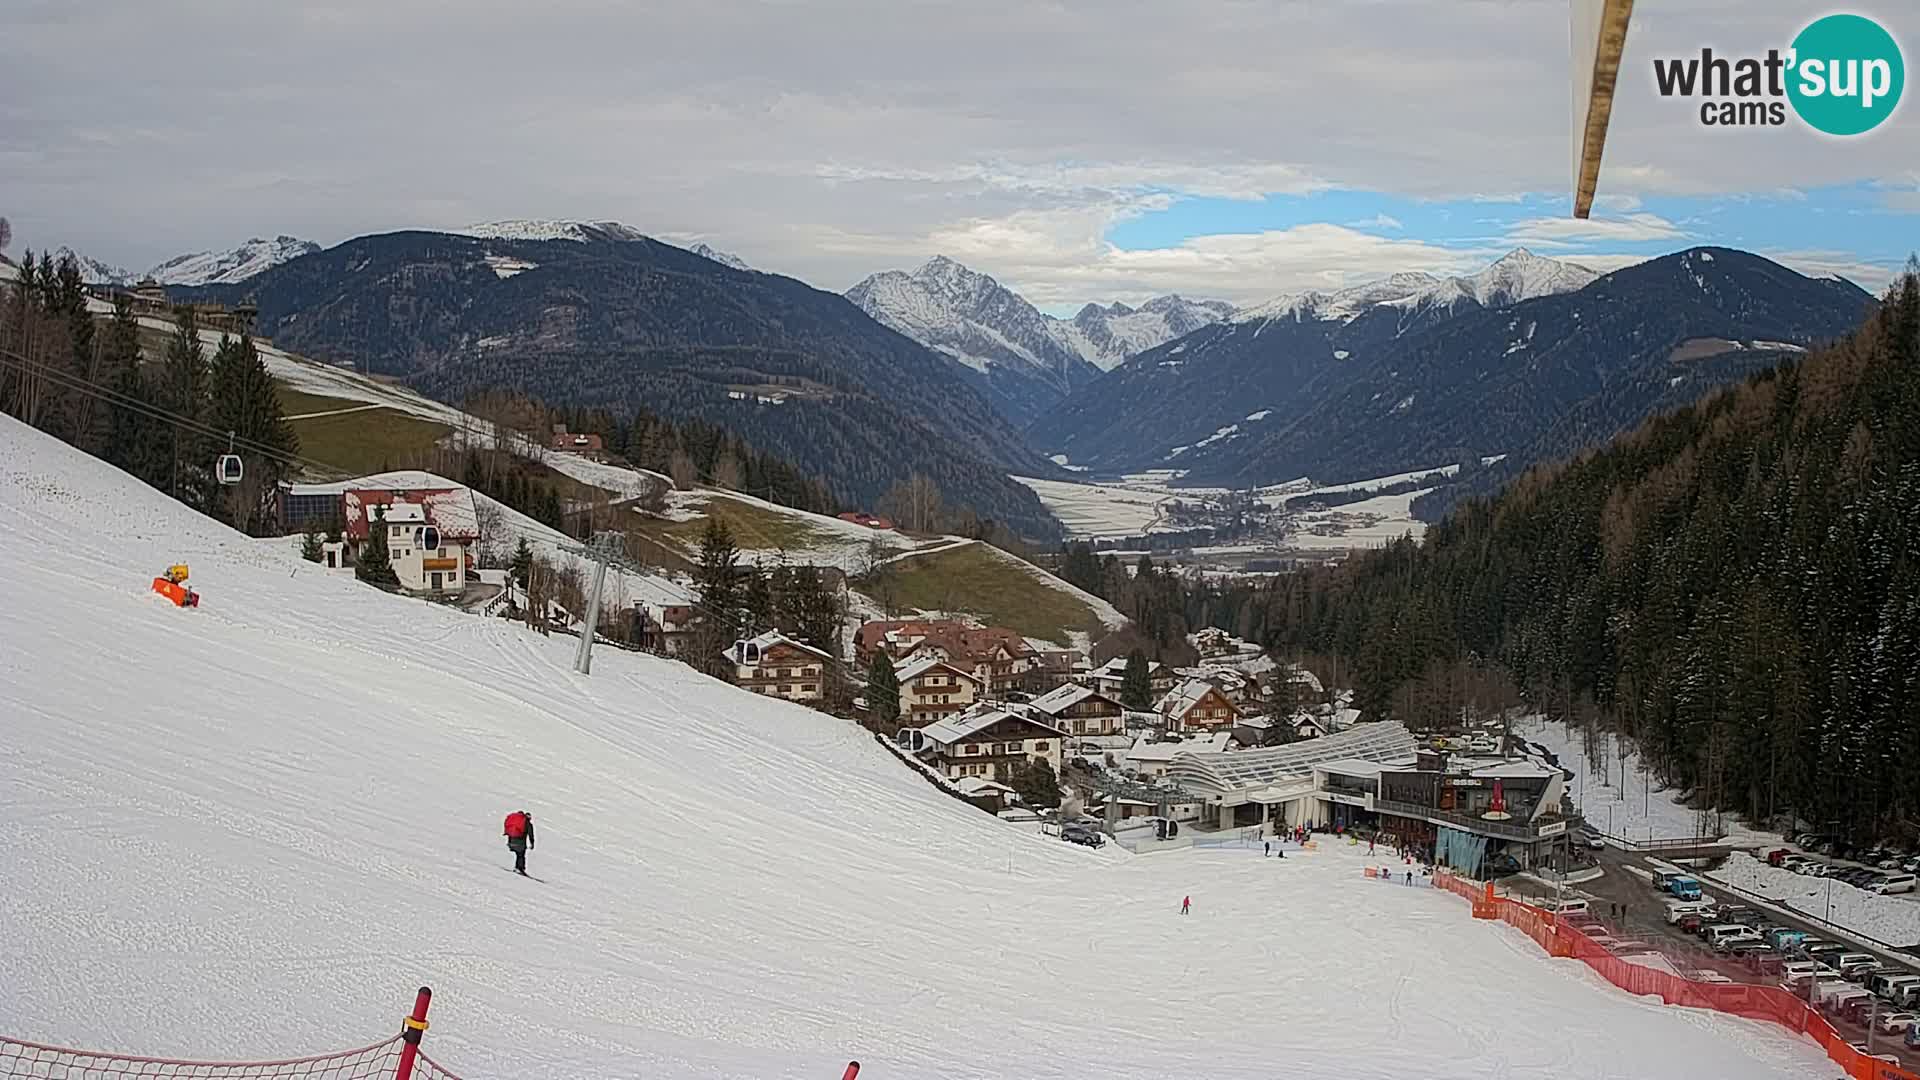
[
  {"x1": 395, "y1": 986, "x2": 433, "y2": 1080},
  {"x1": 841, "y1": 1062, "x2": 861, "y2": 1080}
]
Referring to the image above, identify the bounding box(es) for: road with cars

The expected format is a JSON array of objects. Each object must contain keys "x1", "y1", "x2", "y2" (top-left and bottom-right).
[{"x1": 1532, "y1": 845, "x2": 1920, "y2": 1070}]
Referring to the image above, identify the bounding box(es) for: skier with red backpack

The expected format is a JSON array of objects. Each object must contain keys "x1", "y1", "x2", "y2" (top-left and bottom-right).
[{"x1": 503, "y1": 809, "x2": 535, "y2": 876}]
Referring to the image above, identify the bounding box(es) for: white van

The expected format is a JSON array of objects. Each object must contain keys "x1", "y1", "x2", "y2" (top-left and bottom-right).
[
  {"x1": 1872, "y1": 873, "x2": 1917, "y2": 895},
  {"x1": 1550, "y1": 898, "x2": 1591, "y2": 917},
  {"x1": 1707, "y1": 924, "x2": 1762, "y2": 951},
  {"x1": 1869, "y1": 973, "x2": 1920, "y2": 1003}
]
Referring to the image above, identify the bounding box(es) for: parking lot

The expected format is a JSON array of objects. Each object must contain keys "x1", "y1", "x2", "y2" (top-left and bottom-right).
[{"x1": 1502, "y1": 848, "x2": 1920, "y2": 1071}]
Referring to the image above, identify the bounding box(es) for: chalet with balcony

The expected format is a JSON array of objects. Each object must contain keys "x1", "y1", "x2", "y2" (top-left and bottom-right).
[
  {"x1": 895, "y1": 656, "x2": 980, "y2": 725},
  {"x1": 1026, "y1": 683, "x2": 1126, "y2": 739},
  {"x1": 725, "y1": 631, "x2": 833, "y2": 704},
  {"x1": 909, "y1": 707, "x2": 1065, "y2": 783},
  {"x1": 1156, "y1": 678, "x2": 1239, "y2": 732}
]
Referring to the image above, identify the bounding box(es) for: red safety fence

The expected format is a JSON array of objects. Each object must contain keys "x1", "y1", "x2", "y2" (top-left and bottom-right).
[
  {"x1": 1433, "y1": 872, "x2": 1920, "y2": 1080},
  {"x1": 3, "y1": 987, "x2": 859, "y2": 1079},
  {"x1": 1, "y1": 990, "x2": 464, "y2": 1080}
]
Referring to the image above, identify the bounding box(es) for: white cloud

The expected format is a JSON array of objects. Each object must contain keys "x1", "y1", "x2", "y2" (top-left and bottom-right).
[
  {"x1": 1503, "y1": 213, "x2": 1689, "y2": 249},
  {"x1": 1760, "y1": 250, "x2": 1905, "y2": 293},
  {"x1": 1344, "y1": 213, "x2": 1405, "y2": 231},
  {"x1": 0, "y1": 0, "x2": 1900, "y2": 307}
]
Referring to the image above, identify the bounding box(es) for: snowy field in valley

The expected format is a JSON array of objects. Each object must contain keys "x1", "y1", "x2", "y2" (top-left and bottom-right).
[
  {"x1": 1014, "y1": 467, "x2": 1443, "y2": 549},
  {"x1": 1281, "y1": 487, "x2": 1430, "y2": 549},
  {"x1": 1709, "y1": 854, "x2": 1920, "y2": 948},
  {"x1": 0, "y1": 414, "x2": 1833, "y2": 1080},
  {"x1": 1513, "y1": 716, "x2": 1780, "y2": 846}
]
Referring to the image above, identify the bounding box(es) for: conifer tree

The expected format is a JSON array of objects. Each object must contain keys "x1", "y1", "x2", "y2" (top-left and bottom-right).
[
  {"x1": 865, "y1": 650, "x2": 901, "y2": 731},
  {"x1": 101, "y1": 296, "x2": 162, "y2": 485},
  {"x1": 355, "y1": 505, "x2": 398, "y2": 586},
  {"x1": 158, "y1": 307, "x2": 211, "y2": 510},
  {"x1": 300, "y1": 525, "x2": 324, "y2": 562},
  {"x1": 510, "y1": 537, "x2": 533, "y2": 587},
  {"x1": 209, "y1": 334, "x2": 299, "y2": 534},
  {"x1": 1011, "y1": 758, "x2": 1061, "y2": 809},
  {"x1": 1120, "y1": 648, "x2": 1152, "y2": 710}
]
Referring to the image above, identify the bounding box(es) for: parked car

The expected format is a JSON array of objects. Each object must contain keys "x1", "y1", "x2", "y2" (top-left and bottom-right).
[
  {"x1": 1677, "y1": 912, "x2": 1706, "y2": 934},
  {"x1": 1782, "y1": 855, "x2": 1814, "y2": 873},
  {"x1": 1060, "y1": 824, "x2": 1105, "y2": 848},
  {"x1": 1666, "y1": 899, "x2": 1714, "y2": 924},
  {"x1": 1872, "y1": 873, "x2": 1917, "y2": 895},
  {"x1": 1766, "y1": 847, "x2": 1794, "y2": 867},
  {"x1": 1867, "y1": 972, "x2": 1920, "y2": 1004},
  {"x1": 1689, "y1": 969, "x2": 1735, "y2": 984},
  {"x1": 1608, "y1": 940, "x2": 1658, "y2": 956},
  {"x1": 1878, "y1": 1012, "x2": 1919, "y2": 1036},
  {"x1": 1834, "y1": 953, "x2": 1879, "y2": 979}
]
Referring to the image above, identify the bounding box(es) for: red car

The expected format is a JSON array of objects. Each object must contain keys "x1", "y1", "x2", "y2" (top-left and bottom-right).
[{"x1": 1767, "y1": 848, "x2": 1794, "y2": 867}]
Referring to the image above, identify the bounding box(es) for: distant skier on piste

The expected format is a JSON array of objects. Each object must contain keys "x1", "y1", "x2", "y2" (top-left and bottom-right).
[{"x1": 504, "y1": 809, "x2": 535, "y2": 875}]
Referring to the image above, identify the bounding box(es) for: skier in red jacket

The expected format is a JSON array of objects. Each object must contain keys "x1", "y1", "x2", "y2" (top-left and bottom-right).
[{"x1": 504, "y1": 809, "x2": 535, "y2": 875}]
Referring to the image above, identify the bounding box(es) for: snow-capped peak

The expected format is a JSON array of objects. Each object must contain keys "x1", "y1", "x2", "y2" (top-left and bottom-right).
[
  {"x1": 454, "y1": 220, "x2": 651, "y2": 244},
  {"x1": 49, "y1": 247, "x2": 134, "y2": 287},
  {"x1": 146, "y1": 236, "x2": 321, "y2": 286},
  {"x1": 689, "y1": 243, "x2": 752, "y2": 271},
  {"x1": 1236, "y1": 250, "x2": 1597, "y2": 326},
  {"x1": 848, "y1": 255, "x2": 1234, "y2": 379}
]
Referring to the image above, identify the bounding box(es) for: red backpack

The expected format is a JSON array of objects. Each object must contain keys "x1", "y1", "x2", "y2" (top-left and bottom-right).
[{"x1": 503, "y1": 811, "x2": 528, "y2": 839}]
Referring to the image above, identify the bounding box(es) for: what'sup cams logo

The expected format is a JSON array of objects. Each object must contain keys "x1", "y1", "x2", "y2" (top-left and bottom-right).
[{"x1": 1653, "y1": 13, "x2": 1904, "y2": 134}]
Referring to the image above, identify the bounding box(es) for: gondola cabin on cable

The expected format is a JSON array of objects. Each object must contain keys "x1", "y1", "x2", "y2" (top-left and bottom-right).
[{"x1": 215, "y1": 454, "x2": 244, "y2": 486}]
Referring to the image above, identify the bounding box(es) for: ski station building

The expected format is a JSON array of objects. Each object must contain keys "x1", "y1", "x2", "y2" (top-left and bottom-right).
[{"x1": 1161, "y1": 721, "x2": 1574, "y2": 875}]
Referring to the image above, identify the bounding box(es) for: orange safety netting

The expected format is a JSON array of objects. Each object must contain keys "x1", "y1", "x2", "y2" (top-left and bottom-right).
[{"x1": 1432, "y1": 872, "x2": 1920, "y2": 1080}]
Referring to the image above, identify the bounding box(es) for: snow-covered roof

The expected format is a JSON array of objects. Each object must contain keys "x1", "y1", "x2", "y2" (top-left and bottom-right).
[
  {"x1": 1316, "y1": 758, "x2": 1389, "y2": 779},
  {"x1": 1027, "y1": 683, "x2": 1118, "y2": 716},
  {"x1": 920, "y1": 708, "x2": 1063, "y2": 747},
  {"x1": 1127, "y1": 732, "x2": 1234, "y2": 764},
  {"x1": 955, "y1": 776, "x2": 1014, "y2": 797},
  {"x1": 380, "y1": 502, "x2": 427, "y2": 524},
  {"x1": 895, "y1": 655, "x2": 973, "y2": 684},
  {"x1": 340, "y1": 486, "x2": 479, "y2": 541},
  {"x1": 1469, "y1": 760, "x2": 1561, "y2": 780},
  {"x1": 1155, "y1": 678, "x2": 1229, "y2": 718},
  {"x1": 1165, "y1": 722, "x2": 1417, "y2": 795}
]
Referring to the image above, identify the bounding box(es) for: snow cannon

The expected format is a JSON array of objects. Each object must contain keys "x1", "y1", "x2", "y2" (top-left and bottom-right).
[{"x1": 152, "y1": 564, "x2": 200, "y2": 608}]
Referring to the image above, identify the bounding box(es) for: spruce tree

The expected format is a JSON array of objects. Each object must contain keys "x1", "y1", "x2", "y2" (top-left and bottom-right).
[
  {"x1": 510, "y1": 537, "x2": 533, "y2": 587},
  {"x1": 742, "y1": 567, "x2": 773, "y2": 632},
  {"x1": 101, "y1": 296, "x2": 161, "y2": 485},
  {"x1": 1011, "y1": 758, "x2": 1061, "y2": 809},
  {"x1": 158, "y1": 307, "x2": 211, "y2": 510},
  {"x1": 209, "y1": 334, "x2": 299, "y2": 534},
  {"x1": 1120, "y1": 648, "x2": 1153, "y2": 710},
  {"x1": 300, "y1": 525, "x2": 324, "y2": 562},
  {"x1": 865, "y1": 650, "x2": 901, "y2": 731},
  {"x1": 355, "y1": 505, "x2": 399, "y2": 586}
]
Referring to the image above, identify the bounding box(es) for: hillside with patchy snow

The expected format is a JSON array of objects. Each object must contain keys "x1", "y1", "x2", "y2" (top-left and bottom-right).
[{"x1": 0, "y1": 410, "x2": 1833, "y2": 1078}]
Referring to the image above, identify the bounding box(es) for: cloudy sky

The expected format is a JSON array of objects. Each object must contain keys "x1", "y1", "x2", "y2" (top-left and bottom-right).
[{"x1": 1, "y1": 0, "x2": 1913, "y2": 312}]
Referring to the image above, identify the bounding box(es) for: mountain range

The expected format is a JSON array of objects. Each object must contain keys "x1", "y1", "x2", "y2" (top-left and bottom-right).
[
  {"x1": 56, "y1": 236, "x2": 321, "y2": 287},
  {"x1": 173, "y1": 223, "x2": 1064, "y2": 537},
  {"x1": 848, "y1": 256, "x2": 1229, "y2": 426},
  {"x1": 1039, "y1": 247, "x2": 1875, "y2": 514}
]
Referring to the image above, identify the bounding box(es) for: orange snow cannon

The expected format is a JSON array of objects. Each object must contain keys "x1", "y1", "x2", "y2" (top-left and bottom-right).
[{"x1": 152, "y1": 564, "x2": 199, "y2": 607}]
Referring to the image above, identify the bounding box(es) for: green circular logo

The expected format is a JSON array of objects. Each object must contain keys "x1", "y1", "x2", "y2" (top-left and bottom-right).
[{"x1": 1787, "y1": 14, "x2": 1904, "y2": 135}]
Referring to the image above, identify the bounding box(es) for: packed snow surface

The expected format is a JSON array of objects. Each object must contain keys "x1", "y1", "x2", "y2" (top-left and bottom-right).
[
  {"x1": 0, "y1": 413, "x2": 1832, "y2": 1080},
  {"x1": 1709, "y1": 854, "x2": 1920, "y2": 948},
  {"x1": 688, "y1": 243, "x2": 751, "y2": 271},
  {"x1": 452, "y1": 220, "x2": 651, "y2": 243}
]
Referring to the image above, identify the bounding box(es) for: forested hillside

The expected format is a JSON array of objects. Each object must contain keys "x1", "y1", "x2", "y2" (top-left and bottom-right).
[{"x1": 1205, "y1": 263, "x2": 1920, "y2": 841}]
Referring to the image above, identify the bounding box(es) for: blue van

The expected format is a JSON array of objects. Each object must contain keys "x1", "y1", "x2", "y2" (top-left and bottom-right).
[{"x1": 1668, "y1": 876, "x2": 1703, "y2": 901}]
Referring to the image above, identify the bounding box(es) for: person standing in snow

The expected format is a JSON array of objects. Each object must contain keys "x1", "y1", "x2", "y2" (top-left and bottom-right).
[
  {"x1": 1264, "y1": 839, "x2": 1272, "y2": 858},
  {"x1": 504, "y1": 808, "x2": 535, "y2": 875},
  {"x1": 1181, "y1": 895, "x2": 1191, "y2": 915}
]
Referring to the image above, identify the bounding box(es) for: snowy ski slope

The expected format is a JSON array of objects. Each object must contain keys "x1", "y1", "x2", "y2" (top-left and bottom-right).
[{"x1": 0, "y1": 415, "x2": 1830, "y2": 1079}]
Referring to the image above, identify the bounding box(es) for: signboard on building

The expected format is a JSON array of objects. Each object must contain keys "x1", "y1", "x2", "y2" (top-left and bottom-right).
[{"x1": 1537, "y1": 820, "x2": 1568, "y2": 837}]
